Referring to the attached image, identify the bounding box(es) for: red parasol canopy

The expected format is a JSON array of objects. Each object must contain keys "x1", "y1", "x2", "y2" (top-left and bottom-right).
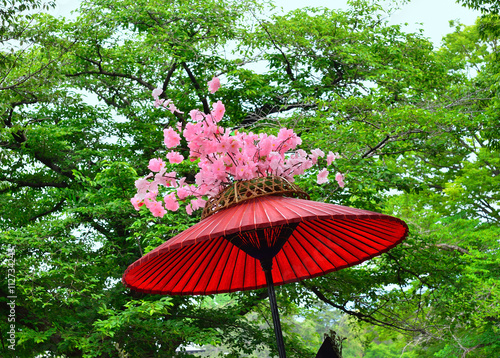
[{"x1": 123, "y1": 195, "x2": 408, "y2": 295}]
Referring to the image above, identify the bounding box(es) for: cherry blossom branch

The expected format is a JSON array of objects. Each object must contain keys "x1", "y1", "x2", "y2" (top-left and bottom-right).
[{"x1": 131, "y1": 77, "x2": 346, "y2": 217}]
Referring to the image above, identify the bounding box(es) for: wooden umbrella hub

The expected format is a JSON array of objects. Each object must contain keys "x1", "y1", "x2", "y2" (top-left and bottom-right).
[
  {"x1": 201, "y1": 176, "x2": 310, "y2": 219},
  {"x1": 225, "y1": 223, "x2": 299, "y2": 261}
]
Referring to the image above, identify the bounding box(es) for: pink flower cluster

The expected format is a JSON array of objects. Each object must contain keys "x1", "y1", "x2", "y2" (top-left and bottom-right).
[{"x1": 131, "y1": 78, "x2": 345, "y2": 217}]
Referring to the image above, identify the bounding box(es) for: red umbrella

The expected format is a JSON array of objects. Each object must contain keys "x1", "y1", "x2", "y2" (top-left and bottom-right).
[{"x1": 123, "y1": 178, "x2": 408, "y2": 357}]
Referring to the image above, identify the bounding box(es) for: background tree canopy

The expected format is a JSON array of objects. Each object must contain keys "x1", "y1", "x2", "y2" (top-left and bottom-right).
[{"x1": 1, "y1": 0, "x2": 499, "y2": 357}]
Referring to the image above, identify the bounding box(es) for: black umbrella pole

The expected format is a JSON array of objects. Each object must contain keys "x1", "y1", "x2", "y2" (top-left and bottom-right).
[{"x1": 261, "y1": 259, "x2": 287, "y2": 358}]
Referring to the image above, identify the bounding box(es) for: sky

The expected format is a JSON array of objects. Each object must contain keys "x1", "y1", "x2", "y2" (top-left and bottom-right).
[{"x1": 51, "y1": 0, "x2": 480, "y2": 47}]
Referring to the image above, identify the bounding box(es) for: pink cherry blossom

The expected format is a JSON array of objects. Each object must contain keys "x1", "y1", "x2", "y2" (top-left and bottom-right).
[
  {"x1": 152, "y1": 88, "x2": 163, "y2": 98},
  {"x1": 259, "y1": 136, "x2": 272, "y2": 157},
  {"x1": 188, "y1": 141, "x2": 202, "y2": 158},
  {"x1": 131, "y1": 195, "x2": 144, "y2": 210},
  {"x1": 327, "y1": 152, "x2": 335, "y2": 166},
  {"x1": 211, "y1": 158, "x2": 227, "y2": 181},
  {"x1": 135, "y1": 177, "x2": 150, "y2": 192},
  {"x1": 278, "y1": 128, "x2": 301, "y2": 151},
  {"x1": 195, "y1": 167, "x2": 213, "y2": 185},
  {"x1": 145, "y1": 189, "x2": 158, "y2": 200},
  {"x1": 228, "y1": 138, "x2": 241, "y2": 154},
  {"x1": 183, "y1": 122, "x2": 202, "y2": 141},
  {"x1": 189, "y1": 109, "x2": 205, "y2": 122},
  {"x1": 164, "y1": 193, "x2": 179, "y2": 211},
  {"x1": 327, "y1": 151, "x2": 340, "y2": 165},
  {"x1": 296, "y1": 149, "x2": 307, "y2": 157},
  {"x1": 268, "y1": 152, "x2": 282, "y2": 171},
  {"x1": 196, "y1": 183, "x2": 210, "y2": 196},
  {"x1": 277, "y1": 128, "x2": 291, "y2": 140},
  {"x1": 200, "y1": 139, "x2": 218, "y2": 155},
  {"x1": 234, "y1": 165, "x2": 248, "y2": 180},
  {"x1": 144, "y1": 199, "x2": 166, "y2": 218},
  {"x1": 162, "y1": 171, "x2": 177, "y2": 187},
  {"x1": 153, "y1": 173, "x2": 168, "y2": 188},
  {"x1": 211, "y1": 101, "x2": 225, "y2": 122},
  {"x1": 133, "y1": 75, "x2": 342, "y2": 217},
  {"x1": 311, "y1": 148, "x2": 325, "y2": 159},
  {"x1": 177, "y1": 186, "x2": 190, "y2": 200},
  {"x1": 154, "y1": 98, "x2": 165, "y2": 108},
  {"x1": 317, "y1": 169, "x2": 329, "y2": 184},
  {"x1": 190, "y1": 197, "x2": 206, "y2": 210},
  {"x1": 148, "y1": 158, "x2": 165, "y2": 172},
  {"x1": 208, "y1": 76, "x2": 221, "y2": 94},
  {"x1": 167, "y1": 102, "x2": 184, "y2": 114},
  {"x1": 217, "y1": 133, "x2": 233, "y2": 153},
  {"x1": 269, "y1": 137, "x2": 281, "y2": 153},
  {"x1": 163, "y1": 127, "x2": 181, "y2": 148},
  {"x1": 335, "y1": 172, "x2": 345, "y2": 188},
  {"x1": 166, "y1": 151, "x2": 184, "y2": 164},
  {"x1": 311, "y1": 148, "x2": 325, "y2": 164}
]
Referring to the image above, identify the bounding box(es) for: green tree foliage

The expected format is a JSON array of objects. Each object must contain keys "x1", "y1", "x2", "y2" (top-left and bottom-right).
[
  {"x1": 458, "y1": 0, "x2": 500, "y2": 14},
  {"x1": 1, "y1": 0, "x2": 498, "y2": 357},
  {"x1": 0, "y1": 0, "x2": 55, "y2": 35},
  {"x1": 285, "y1": 14, "x2": 500, "y2": 357}
]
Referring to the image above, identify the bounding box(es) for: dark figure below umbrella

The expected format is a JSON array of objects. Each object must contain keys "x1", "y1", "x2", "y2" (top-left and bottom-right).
[{"x1": 123, "y1": 177, "x2": 408, "y2": 358}]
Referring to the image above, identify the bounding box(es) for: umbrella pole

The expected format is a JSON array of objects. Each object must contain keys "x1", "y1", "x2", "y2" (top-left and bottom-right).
[{"x1": 261, "y1": 259, "x2": 287, "y2": 358}]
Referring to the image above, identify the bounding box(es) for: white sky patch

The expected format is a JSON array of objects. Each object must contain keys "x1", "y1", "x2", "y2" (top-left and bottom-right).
[{"x1": 104, "y1": 277, "x2": 121, "y2": 289}]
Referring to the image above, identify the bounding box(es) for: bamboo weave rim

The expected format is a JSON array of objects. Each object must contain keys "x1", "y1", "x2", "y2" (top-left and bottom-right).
[{"x1": 201, "y1": 176, "x2": 310, "y2": 219}]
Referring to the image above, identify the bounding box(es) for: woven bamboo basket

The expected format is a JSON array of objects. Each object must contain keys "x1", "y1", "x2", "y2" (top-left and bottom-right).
[{"x1": 201, "y1": 176, "x2": 310, "y2": 219}]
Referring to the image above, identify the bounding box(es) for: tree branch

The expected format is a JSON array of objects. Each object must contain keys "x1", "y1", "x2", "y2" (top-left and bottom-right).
[
  {"x1": 67, "y1": 68, "x2": 155, "y2": 91},
  {"x1": 362, "y1": 135, "x2": 390, "y2": 158},
  {"x1": 2, "y1": 104, "x2": 75, "y2": 179},
  {"x1": 258, "y1": 20, "x2": 295, "y2": 81},
  {"x1": 240, "y1": 102, "x2": 316, "y2": 128},
  {"x1": 302, "y1": 282, "x2": 427, "y2": 334},
  {"x1": 3, "y1": 179, "x2": 68, "y2": 189},
  {"x1": 180, "y1": 62, "x2": 210, "y2": 114},
  {"x1": 434, "y1": 243, "x2": 470, "y2": 255},
  {"x1": 162, "y1": 63, "x2": 177, "y2": 91},
  {"x1": 0, "y1": 34, "x2": 77, "y2": 91},
  {"x1": 29, "y1": 199, "x2": 66, "y2": 222}
]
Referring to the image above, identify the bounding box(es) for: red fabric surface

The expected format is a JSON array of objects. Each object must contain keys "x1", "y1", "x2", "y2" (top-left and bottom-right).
[{"x1": 122, "y1": 196, "x2": 408, "y2": 295}]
